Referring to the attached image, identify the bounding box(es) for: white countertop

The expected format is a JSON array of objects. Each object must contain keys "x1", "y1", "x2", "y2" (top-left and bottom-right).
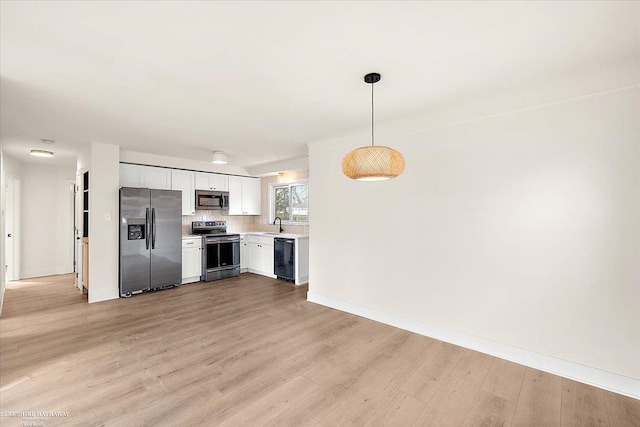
[
  {"x1": 183, "y1": 232, "x2": 308, "y2": 240},
  {"x1": 182, "y1": 235, "x2": 203, "y2": 240},
  {"x1": 242, "y1": 232, "x2": 309, "y2": 239}
]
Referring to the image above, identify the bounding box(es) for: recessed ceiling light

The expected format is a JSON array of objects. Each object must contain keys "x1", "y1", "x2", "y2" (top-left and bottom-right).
[
  {"x1": 30, "y1": 149, "x2": 54, "y2": 157},
  {"x1": 40, "y1": 139, "x2": 55, "y2": 145},
  {"x1": 211, "y1": 151, "x2": 228, "y2": 164}
]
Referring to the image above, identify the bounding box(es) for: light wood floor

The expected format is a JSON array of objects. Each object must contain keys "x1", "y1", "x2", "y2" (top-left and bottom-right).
[{"x1": 1, "y1": 274, "x2": 638, "y2": 426}]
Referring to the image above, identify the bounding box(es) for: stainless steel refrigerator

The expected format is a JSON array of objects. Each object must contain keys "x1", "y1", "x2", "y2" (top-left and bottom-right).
[{"x1": 119, "y1": 187, "x2": 182, "y2": 297}]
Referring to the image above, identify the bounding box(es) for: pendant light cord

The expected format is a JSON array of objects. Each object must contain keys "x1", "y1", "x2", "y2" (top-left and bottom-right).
[{"x1": 371, "y1": 81, "x2": 375, "y2": 146}]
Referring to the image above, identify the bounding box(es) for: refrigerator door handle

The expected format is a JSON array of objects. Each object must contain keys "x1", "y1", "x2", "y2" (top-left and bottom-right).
[
  {"x1": 151, "y1": 207, "x2": 156, "y2": 249},
  {"x1": 145, "y1": 208, "x2": 150, "y2": 250}
]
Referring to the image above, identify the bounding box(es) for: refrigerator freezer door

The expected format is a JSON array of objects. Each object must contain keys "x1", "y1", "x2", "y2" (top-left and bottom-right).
[
  {"x1": 150, "y1": 189, "x2": 182, "y2": 288},
  {"x1": 120, "y1": 187, "x2": 152, "y2": 295}
]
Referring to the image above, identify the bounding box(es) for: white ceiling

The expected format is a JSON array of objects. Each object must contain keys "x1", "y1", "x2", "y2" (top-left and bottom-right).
[{"x1": 1, "y1": 1, "x2": 638, "y2": 168}]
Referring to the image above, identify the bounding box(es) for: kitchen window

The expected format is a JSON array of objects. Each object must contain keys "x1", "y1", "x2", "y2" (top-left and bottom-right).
[{"x1": 270, "y1": 180, "x2": 308, "y2": 224}]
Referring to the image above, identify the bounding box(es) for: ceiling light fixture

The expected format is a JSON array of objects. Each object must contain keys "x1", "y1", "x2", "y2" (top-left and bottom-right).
[
  {"x1": 342, "y1": 73, "x2": 405, "y2": 181},
  {"x1": 211, "y1": 151, "x2": 228, "y2": 164},
  {"x1": 30, "y1": 149, "x2": 54, "y2": 157}
]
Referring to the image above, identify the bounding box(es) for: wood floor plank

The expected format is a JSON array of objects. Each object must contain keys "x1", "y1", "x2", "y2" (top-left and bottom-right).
[
  {"x1": 450, "y1": 348, "x2": 495, "y2": 381},
  {"x1": 512, "y1": 368, "x2": 562, "y2": 427},
  {"x1": 481, "y1": 358, "x2": 527, "y2": 403},
  {"x1": 301, "y1": 359, "x2": 357, "y2": 388},
  {"x1": 0, "y1": 274, "x2": 637, "y2": 427},
  {"x1": 315, "y1": 354, "x2": 417, "y2": 426},
  {"x1": 363, "y1": 390, "x2": 426, "y2": 427},
  {"x1": 604, "y1": 391, "x2": 640, "y2": 427},
  {"x1": 398, "y1": 342, "x2": 467, "y2": 404},
  {"x1": 316, "y1": 388, "x2": 392, "y2": 426},
  {"x1": 412, "y1": 372, "x2": 485, "y2": 426},
  {"x1": 263, "y1": 383, "x2": 351, "y2": 427},
  {"x1": 561, "y1": 378, "x2": 611, "y2": 427},
  {"x1": 215, "y1": 375, "x2": 319, "y2": 427},
  {"x1": 462, "y1": 390, "x2": 516, "y2": 427}
]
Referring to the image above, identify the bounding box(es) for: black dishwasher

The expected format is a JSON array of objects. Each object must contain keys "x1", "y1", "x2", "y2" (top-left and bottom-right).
[{"x1": 274, "y1": 238, "x2": 295, "y2": 282}]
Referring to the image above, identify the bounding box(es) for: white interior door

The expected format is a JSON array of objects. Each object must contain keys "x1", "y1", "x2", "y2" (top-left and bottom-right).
[
  {"x1": 5, "y1": 179, "x2": 14, "y2": 280},
  {"x1": 4, "y1": 178, "x2": 20, "y2": 281}
]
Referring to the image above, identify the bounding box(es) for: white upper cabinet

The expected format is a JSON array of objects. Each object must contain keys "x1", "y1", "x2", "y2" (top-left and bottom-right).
[
  {"x1": 120, "y1": 163, "x2": 142, "y2": 187},
  {"x1": 171, "y1": 170, "x2": 196, "y2": 215},
  {"x1": 195, "y1": 172, "x2": 228, "y2": 191},
  {"x1": 242, "y1": 177, "x2": 261, "y2": 214},
  {"x1": 228, "y1": 176, "x2": 243, "y2": 214},
  {"x1": 143, "y1": 166, "x2": 172, "y2": 189},
  {"x1": 120, "y1": 164, "x2": 172, "y2": 189},
  {"x1": 228, "y1": 176, "x2": 261, "y2": 215}
]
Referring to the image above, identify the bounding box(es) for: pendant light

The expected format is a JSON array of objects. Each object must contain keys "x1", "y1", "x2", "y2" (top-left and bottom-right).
[{"x1": 342, "y1": 73, "x2": 405, "y2": 181}]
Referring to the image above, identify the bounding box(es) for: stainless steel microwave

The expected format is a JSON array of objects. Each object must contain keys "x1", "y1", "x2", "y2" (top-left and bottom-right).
[{"x1": 195, "y1": 190, "x2": 229, "y2": 210}]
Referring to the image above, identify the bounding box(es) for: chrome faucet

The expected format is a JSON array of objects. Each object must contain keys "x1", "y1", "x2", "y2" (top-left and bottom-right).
[{"x1": 273, "y1": 217, "x2": 284, "y2": 233}]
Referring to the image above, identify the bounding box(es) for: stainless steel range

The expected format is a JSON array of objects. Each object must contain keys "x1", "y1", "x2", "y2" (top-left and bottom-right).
[{"x1": 192, "y1": 221, "x2": 240, "y2": 282}]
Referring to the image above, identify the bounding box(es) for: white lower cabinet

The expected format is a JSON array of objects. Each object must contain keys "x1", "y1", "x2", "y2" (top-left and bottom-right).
[
  {"x1": 182, "y1": 237, "x2": 202, "y2": 284},
  {"x1": 247, "y1": 235, "x2": 274, "y2": 277},
  {"x1": 240, "y1": 235, "x2": 249, "y2": 273},
  {"x1": 245, "y1": 233, "x2": 309, "y2": 284}
]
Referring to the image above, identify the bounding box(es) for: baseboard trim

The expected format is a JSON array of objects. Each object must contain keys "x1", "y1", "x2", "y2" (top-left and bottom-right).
[
  {"x1": 19, "y1": 270, "x2": 58, "y2": 280},
  {"x1": 247, "y1": 269, "x2": 276, "y2": 279},
  {"x1": 306, "y1": 291, "x2": 640, "y2": 400}
]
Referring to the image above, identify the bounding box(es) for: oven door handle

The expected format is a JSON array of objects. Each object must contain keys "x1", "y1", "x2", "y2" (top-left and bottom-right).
[
  {"x1": 151, "y1": 207, "x2": 156, "y2": 249},
  {"x1": 206, "y1": 237, "x2": 240, "y2": 244},
  {"x1": 145, "y1": 208, "x2": 150, "y2": 250}
]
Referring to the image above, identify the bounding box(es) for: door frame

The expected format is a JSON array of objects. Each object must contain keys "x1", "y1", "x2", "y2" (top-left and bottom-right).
[
  {"x1": 75, "y1": 170, "x2": 85, "y2": 290},
  {"x1": 65, "y1": 180, "x2": 76, "y2": 273}
]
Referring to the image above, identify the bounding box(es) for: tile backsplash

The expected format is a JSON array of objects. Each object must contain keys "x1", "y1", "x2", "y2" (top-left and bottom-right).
[
  {"x1": 182, "y1": 212, "x2": 255, "y2": 235},
  {"x1": 182, "y1": 170, "x2": 309, "y2": 236}
]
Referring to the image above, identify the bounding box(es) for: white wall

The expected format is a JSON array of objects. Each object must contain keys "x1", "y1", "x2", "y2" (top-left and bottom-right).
[
  {"x1": 19, "y1": 162, "x2": 75, "y2": 278},
  {"x1": 247, "y1": 156, "x2": 309, "y2": 177},
  {"x1": 86, "y1": 143, "x2": 120, "y2": 303},
  {"x1": 307, "y1": 88, "x2": 640, "y2": 396},
  {"x1": 3, "y1": 154, "x2": 22, "y2": 179},
  {"x1": 120, "y1": 150, "x2": 250, "y2": 176}
]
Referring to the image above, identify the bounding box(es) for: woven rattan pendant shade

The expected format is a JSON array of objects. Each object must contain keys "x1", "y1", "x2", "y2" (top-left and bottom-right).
[
  {"x1": 342, "y1": 72, "x2": 405, "y2": 181},
  {"x1": 342, "y1": 146, "x2": 405, "y2": 181}
]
